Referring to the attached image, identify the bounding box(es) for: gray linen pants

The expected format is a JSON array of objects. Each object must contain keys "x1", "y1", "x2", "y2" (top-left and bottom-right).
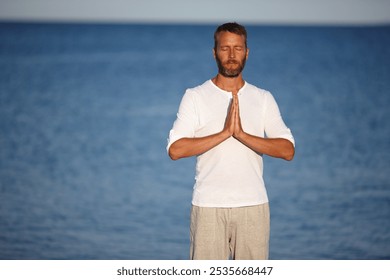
[{"x1": 190, "y1": 203, "x2": 270, "y2": 260}]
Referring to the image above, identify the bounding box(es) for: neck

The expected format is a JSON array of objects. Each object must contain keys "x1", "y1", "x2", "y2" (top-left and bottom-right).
[{"x1": 212, "y1": 74, "x2": 245, "y2": 95}]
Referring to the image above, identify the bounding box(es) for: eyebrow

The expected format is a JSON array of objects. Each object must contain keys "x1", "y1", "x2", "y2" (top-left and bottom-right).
[{"x1": 219, "y1": 45, "x2": 245, "y2": 49}]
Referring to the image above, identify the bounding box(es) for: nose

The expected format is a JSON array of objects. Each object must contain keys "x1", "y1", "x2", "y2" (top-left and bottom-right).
[{"x1": 229, "y1": 49, "x2": 235, "y2": 58}]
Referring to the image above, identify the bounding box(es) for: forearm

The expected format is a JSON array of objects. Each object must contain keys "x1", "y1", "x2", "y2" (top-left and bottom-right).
[
  {"x1": 169, "y1": 131, "x2": 230, "y2": 160},
  {"x1": 235, "y1": 132, "x2": 295, "y2": 161}
]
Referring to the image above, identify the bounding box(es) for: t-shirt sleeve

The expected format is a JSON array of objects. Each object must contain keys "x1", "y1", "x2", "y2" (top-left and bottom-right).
[
  {"x1": 264, "y1": 91, "x2": 295, "y2": 146},
  {"x1": 166, "y1": 89, "x2": 198, "y2": 152}
]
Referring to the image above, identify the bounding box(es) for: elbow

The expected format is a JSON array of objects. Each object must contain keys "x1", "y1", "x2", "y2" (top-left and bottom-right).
[
  {"x1": 283, "y1": 143, "x2": 295, "y2": 161},
  {"x1": 169, "y1": 153, "x2": 180, "y2": 161},
  {"x1": 283, "y1": 147, "x2": 295, "y2": 161},
  {"x1": 284, "y1": 152, "x2": 294, "y2": 161},
  {"x1": 168, "y1": 147, "x2": 181, "y2": 161},
  {"x1": 168, "y1": 139, "x2": 189, "y2": 160}
]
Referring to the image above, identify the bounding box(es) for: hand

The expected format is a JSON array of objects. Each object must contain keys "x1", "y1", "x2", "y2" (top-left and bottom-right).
[
  {"x1": 223, "y1": 93, "x2": 244, "y2": 139},
  {"x1": 232, "y1": 94, "x2": 244, "y2": 139}
]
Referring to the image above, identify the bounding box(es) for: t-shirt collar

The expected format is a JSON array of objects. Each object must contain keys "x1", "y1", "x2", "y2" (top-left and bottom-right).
[{"x1": 209, "y1": 79, "x2": 247, "y2": 96}]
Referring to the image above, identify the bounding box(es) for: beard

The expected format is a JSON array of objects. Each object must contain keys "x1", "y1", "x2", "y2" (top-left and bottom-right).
[{"x1": 215, "y1": 54, "x2": 247, "y2": 78}]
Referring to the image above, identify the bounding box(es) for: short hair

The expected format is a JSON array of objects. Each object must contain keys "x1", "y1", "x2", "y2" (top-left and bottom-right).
[{"x1": 214, "y1": 22, "x2": 248, "y2": 50}]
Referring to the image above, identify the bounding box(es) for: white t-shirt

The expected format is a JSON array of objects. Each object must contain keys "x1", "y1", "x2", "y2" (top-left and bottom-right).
[{"x1": 167, "y1": 80, "x2": 295, "y2": 207}]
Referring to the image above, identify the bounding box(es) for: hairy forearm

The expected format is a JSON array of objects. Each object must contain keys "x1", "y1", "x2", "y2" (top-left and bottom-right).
[
  {"x1": 169, "y1": 93, "x2": 294, "y2": 161},
  {"x1": 168, "y1": 131, "x2": 230, "y2": 160},
  {"x1": 235, "y1": 132, "x2": 295, "y2": 161}
]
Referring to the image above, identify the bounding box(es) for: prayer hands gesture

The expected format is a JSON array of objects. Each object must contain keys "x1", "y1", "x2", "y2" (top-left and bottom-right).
[
  {"x1": 224, "y1": 93, "x2": 244, "y2": 140},
  {"x1": 169, "y1": 92, "x2": 294, "y2": 161}
]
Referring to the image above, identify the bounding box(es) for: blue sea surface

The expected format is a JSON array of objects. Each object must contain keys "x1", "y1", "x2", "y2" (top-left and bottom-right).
[{"x1": 0, "y1": 22, "x2": 389, "y2": 259}]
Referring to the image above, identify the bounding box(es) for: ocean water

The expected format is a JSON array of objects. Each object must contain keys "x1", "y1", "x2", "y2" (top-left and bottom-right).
[{"x1": 0, "y1": 22, "x2": 389, "y2": 260}]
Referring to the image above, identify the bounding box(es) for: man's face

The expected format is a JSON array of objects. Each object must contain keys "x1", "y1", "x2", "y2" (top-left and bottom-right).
[{"x1": 214, "y1": 31, "x2": 249, "y2": 78}]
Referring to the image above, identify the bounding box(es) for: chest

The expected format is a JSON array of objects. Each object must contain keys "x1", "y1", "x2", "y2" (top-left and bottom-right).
[{"x1": 194, "y1": 93, "x2": 266, "y2": 137}]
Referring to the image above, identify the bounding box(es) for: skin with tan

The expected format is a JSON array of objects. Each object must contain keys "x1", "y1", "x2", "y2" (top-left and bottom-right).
[{"x1": 169, "y1": 31, "x2": 294, "y2": 161}]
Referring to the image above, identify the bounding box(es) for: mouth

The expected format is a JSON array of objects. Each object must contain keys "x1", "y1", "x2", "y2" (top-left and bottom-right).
[{"x1": 227, "y1": 60, "x2": 238, "y2": 64}]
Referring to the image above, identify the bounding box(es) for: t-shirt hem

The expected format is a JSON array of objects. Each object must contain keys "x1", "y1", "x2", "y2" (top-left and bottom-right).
[{"x1": 191, "y1": 200, "x2": 269, "y2": 208}]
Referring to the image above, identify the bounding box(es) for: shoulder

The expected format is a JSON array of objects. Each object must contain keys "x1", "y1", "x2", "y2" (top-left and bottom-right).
[
  {"x1": 179, "y1": 80, "x2": 211, "y2": 106},
  {"x1": 187, "y1": 80, "x2": 212, "y2": 93},
  {"x1": 244, "y1": 82, "x2": 273, "y2": 98},
  {"x1": 183, "y1": 80, "x2": 215, "y2": 100}
]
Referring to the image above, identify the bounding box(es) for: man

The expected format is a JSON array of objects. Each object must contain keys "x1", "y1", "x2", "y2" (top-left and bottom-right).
[{"x1": 167, "y1": 22, "x2": 295, "y2": 260}]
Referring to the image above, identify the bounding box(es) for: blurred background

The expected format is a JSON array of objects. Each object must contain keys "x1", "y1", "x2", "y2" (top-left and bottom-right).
[{"x1": 0, "y1": 0, "x2": 389, "y2": 259}]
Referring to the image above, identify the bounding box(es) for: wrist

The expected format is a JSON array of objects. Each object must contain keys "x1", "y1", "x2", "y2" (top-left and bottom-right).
[
  {"x1": 234, "y1": 130, "x2": 246, "y2": 141},
  {"x1": 220, "y1": 129, "x2": 232, "y2": 140}
]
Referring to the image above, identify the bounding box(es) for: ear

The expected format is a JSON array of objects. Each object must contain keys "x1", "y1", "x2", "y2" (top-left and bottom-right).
[
  {"x1": 246, "y1": 48, "x2": 249, "y2": 60},
  {"x1": 213, "y1": 48, "x2": 216, "y2": 59}
]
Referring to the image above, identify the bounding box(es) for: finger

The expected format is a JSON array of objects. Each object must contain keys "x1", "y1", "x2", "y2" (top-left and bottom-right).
[
  {"x1": 224, "y1": 97, "x2": 236, "y2": 135},
  {"x1": 233, "y1": 95, "x2": 243, "y2": 135},
  {"x1": 229, "y1": 97, "x2": 235, "y2": 119},
  {"x1": 233, "y1": 95, "x2": 239, "y2": 118},
  {"x1": 231, "y1": 98, "x2": 236, "y2": 125}
]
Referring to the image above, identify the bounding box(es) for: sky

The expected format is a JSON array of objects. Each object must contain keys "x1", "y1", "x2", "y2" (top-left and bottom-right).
[{"x1": 1, "y1": 0, "x2": 390, "y2": 25}]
